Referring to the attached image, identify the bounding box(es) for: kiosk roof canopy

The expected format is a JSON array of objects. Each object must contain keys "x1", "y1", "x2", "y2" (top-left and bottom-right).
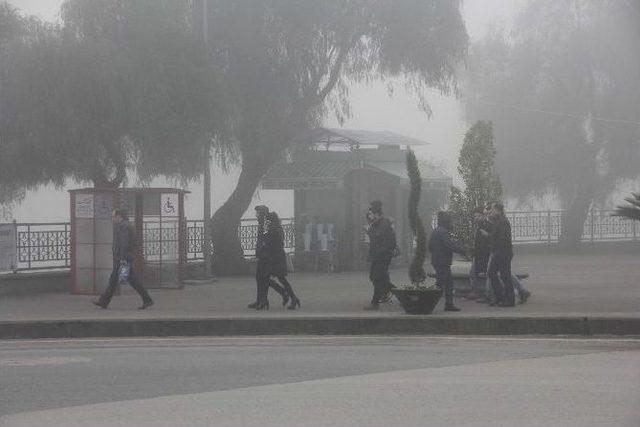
[
  {"x1": 69, "y1": 187, "x2": 190, "y2": 194},
  {"x1": 299, "y1": 127, "x2": 429, "y2": 148}
]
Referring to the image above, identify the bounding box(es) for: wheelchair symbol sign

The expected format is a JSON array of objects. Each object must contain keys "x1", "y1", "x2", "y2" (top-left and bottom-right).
[{"x1": 160, "y1": 194, "x2": 179, "y2": 217}]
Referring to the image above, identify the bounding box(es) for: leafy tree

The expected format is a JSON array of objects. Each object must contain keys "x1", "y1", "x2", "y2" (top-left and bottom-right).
[
  {"x1": 0, "y1": 2, "x2": 57, "y2": 208},
  {"x1": 613, "y1": 193, "x2": 640, "y2": 222},
  {"x1": 463, "y1": 0, "x2": 640, "y2": 247},
  {"x1": 449, "y1": 121, "x2": 502, "y2": 247},
  {"x1": 205, "y1": 0, "x2": 469, "y2": 273},
  {"x1": 0, "y1": 1, "x2": 220, "y2": 193}
]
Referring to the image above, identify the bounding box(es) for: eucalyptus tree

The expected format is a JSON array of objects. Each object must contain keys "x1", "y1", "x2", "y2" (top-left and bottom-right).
[
  {"x1": 464, "y1": 0, "x2": 640, "y2": 246},
  {"x1": 205, "y1": 0, "x2": 469, "y2": 273}
]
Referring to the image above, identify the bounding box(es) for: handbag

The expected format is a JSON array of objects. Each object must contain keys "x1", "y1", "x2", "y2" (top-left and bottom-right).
[{"x1": 118, "y1": 261, "x2": 130, "y2": 285}]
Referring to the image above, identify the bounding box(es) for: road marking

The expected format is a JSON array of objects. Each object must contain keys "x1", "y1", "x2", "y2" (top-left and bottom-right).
[{"x1": 0, "y1": 356, "x2": 91, "y2": 367}]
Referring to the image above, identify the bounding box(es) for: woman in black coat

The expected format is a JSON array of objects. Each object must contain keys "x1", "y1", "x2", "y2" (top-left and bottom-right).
[{"x1": 263, "y1": 212, "x2": 300, "y2": 310}]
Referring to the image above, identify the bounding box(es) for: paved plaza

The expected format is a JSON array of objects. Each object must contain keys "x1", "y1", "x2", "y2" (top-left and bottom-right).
[{"x1": 1, "y1": 252, "x2": 638, "y2": 322}]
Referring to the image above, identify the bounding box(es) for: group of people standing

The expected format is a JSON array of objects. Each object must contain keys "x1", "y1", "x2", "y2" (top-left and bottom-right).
[
  {"x1": 429, "y1": 202, "x2": 531, "y2": 312},
  {"x1": 467, "y1": 202, "x2": 531, "y2": 306},
  {"x1": 247, "y1": 205, "x2": 301, "y2": 310},
  {"x1": 363, "y1": 199, "x2": 531, "y2": 313}
]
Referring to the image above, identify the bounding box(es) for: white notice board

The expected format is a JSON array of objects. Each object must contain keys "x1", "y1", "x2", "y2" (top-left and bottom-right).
[{"x1": 75, "y1": 194, "x2": 95, "y2": 218}]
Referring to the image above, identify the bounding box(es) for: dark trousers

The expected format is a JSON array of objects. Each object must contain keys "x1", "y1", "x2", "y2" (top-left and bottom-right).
[
  {"x1": 369, "y1": 258, "x2": 392, "y2": 305},
  {"x1": 470, "y1": 252, "x2": 490, "y2": 295},
  {"x1": 256, "y1": 261, "x2": 286, "y2": 303},
  {"x1": 433, "y1": 264, "x2": 454, "y2": 306},
  {"x1": 487, "y1": 250, "x2": 515, "y2": 305},
  {"x1": 99, "y1": 262, "x2": 152, "y2": 307}
]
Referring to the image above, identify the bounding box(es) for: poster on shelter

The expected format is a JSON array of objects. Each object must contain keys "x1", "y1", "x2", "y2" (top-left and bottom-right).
[
  {"x1": 0, "y1": 223, "x2": 17, "y2": 272},
  {"x1": 160, "y1": 194, "x2": 179, "y2": 217},
  {"x1": 75, "y1": 194, "x2": 94, "y2": 218},
  {"x1": 94, "y1": 194, "x2": 113, "y2": 218}
]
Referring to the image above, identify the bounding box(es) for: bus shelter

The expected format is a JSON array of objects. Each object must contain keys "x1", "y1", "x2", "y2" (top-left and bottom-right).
[
  {"x1": 262, "y1": 128, "x2": 451, "y2": 271},
  {"x1": 69, "y1": 188, "x2": 188, "y2": 295}
]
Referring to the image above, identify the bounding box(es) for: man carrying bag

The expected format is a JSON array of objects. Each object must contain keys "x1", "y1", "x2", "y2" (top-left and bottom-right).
[{"x1": 93, "y1": 209, "x2": 154, "y2": 310}]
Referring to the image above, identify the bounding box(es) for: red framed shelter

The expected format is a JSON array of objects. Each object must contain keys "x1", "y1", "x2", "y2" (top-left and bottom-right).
[{"x1": 69, "y1": 188, "x2": 188, "y2": 295}]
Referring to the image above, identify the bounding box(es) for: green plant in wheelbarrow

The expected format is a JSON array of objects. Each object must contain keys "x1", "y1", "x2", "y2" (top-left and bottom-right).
[{"x1": 391, "y1": 149, "x2": 443, "y2": 314}]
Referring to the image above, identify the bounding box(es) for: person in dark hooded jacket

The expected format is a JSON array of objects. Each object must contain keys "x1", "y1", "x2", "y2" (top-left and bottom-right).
[{"x1": 429, "y1": 211, "x2": 466, "y2": 312}]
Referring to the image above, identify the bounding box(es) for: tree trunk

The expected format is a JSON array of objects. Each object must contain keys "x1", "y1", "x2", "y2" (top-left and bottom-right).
[
  {"x1": 210, "y1": 152, "x2": 270, "y2": 275},
  {"x1": 559, "y1": 179, "x2": 595, "y2": 248}
]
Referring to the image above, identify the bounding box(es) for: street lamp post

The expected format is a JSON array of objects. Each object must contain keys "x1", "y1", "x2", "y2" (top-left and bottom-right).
[
  {"x1": 196, "y1": 0, "x2": 213, "y2": 278},
  {"x1": 202, "y1": 0, "x2": 214, "y2": 278}
]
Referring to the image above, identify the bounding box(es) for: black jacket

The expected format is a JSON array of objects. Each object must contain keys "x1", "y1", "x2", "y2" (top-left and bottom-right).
[
  {"x1": 113, "y1": 220, "x2": 137, "y2": 262},
  {"x1": 368, "y1": 217, "x2": 397, "y2": 261},
  {"x1": 429, "y1": 225, "x2": 465, "y2": 267},
  {"x1": 262, "y1": 227, "x2": 288, "y2": 277},
  {"x1": 256, "y1": 223, "x2": 267, "y2": 260},
  {"x1": 488, "y1": 215, "x2": 513, "y2": 252},
  {"x1": 473, "y1": 218, "x2": 491, "y2": 259}
]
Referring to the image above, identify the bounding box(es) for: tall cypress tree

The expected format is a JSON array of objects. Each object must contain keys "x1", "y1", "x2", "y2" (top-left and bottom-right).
[{"x1": 449, "y1": 121, "x2": 503, "y2": 247}]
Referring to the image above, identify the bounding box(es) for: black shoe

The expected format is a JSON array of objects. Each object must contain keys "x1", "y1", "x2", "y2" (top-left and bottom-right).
[
  {"x1": 519, "y1": 290, "x2": 531, "y2": 304},
  {"x1": 363, "y1": 303, "x2": 379, "y2": 311},
  {"x1": 247, "y1": 301, "x2": 259, "y2": 309},
  {"x1": 255, "y1": 300, "x2": 269, "y2": 310},
  {"x1": 92, "y1": 300, "x2": 108, "y2": 309},
  {"x1": 288, "y1": 297, "x2": 301, "y2": 310},
  {"x1": 139, "y1": 300, "x2": 154, "y2": 310},
  {"x1": 444, "y1": 305, "x2": 461, "y2": 312}
]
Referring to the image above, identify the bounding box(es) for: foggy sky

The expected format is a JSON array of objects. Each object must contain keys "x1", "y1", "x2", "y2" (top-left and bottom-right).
[{"x1": 5, "y1": 0, "x2": 518, "y2": 221}]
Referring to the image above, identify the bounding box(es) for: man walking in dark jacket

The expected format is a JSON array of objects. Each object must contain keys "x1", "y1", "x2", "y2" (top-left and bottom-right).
[
  {"x1": 486, "y1": 202, "x2": 516, "y2": 307},
  {"x1": 93, "y1": 209, "x2": 153, "y2": 310},
  {"x1": 429, "y1": 211, "x2": 466, "y2": 312},
  {"x1": 364, "y1": 201, "x2": 397, "y2": 310}
]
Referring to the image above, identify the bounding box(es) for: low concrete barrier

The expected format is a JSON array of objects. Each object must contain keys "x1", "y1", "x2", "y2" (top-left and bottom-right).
[
  {"x1": 0, "y1": 271, "x2": 69, "y2": 297},
  {"x1": 0, "y1": 263, "x2": 209, "y2": 297},
  {"x1": 1, "y1": 315, "x2": 638, "y2": 339}
]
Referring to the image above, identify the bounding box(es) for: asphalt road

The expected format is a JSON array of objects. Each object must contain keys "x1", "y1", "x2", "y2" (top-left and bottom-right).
[{"x1": 1, "y1": 336, "x2": 639, "y2": 426}]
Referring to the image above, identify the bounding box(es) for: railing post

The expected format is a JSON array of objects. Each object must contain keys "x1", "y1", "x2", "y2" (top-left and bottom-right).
[
  {"x1": 633, "y1": 219, "x2": 637, "y2": 242},
  {"x1": 590, "y1": 209, "x2": 595, "y2": 243},
  {"x1": 27, "y1": 224, "x2": 31, "y2": 270},
  {"x1": 12, "y1": 219, "x2": 17, "y2": 273},
  {"x1": 547, "y1": 210, "x2": 552, "y2": 244},
  {"x1": 64, "y1": 223, "x2": 69, "y2": 267}
]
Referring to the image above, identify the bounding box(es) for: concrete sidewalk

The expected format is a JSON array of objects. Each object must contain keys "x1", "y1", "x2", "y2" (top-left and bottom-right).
[{"x1": 1, "y1": 253, "x2": 638, "y2": 338}]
